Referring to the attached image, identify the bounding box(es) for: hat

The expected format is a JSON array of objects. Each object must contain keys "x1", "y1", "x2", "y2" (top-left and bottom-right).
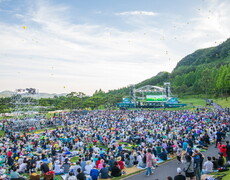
[{"x1": 177, "y1": 168, "x2": 182, "y2": 174}]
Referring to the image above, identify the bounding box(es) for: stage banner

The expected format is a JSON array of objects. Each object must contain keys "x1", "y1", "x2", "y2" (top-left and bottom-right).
[{"x1": 146, "y1": 95, "x2": 167, "y2": 102}]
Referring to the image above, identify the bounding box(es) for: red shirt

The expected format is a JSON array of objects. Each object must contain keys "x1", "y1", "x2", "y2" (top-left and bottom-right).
[
  {"x1": 7, "y1": 151, "x2": 12, "y2": 157},
  {"x1": 117, "y1": 161, "x2": 125, "y2": 170},
  {"x1": 220, "y1": 145, "x2": 227, "y2": 157}
]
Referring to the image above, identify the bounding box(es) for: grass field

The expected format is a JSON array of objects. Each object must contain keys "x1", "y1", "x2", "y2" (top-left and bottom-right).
[
  {"x1": 179, "y1": 98, "x2": 206, "y2": 107},
  {"x1": 213, "y1": 97, "x2": 229, "y2": 108},
  {"x1": 211, "y1": 170, "x2": 230, "y2": 180}
]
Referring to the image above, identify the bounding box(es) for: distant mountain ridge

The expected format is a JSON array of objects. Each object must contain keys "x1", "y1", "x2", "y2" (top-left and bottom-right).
[{"x1": 0, "y1": 90, "x2": 67, "y2": 99}]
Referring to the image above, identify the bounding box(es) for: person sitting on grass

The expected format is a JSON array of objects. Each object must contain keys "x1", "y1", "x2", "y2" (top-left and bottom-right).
[
  {"x1": 158, "y1": 149, "x2": 168, "y2": 161},
  {"x1": 65, "y1": 172, "x2": 77, "y2": 180},
  {"x1": 10, "y1": 167, "x2": 25, "y2": 180},
  {"x1": 76, "y1": 168, "x2": 86, "y2": 180},
  {"x1": 124, "y1": 154, "x2": 133, "y2": 168},
  {"x1": 111, "y1": 162, "x2": 121, "y2": 177},
  {"x1": 100, "y1": 164, "x2": 110, "y2": 179},
  {"x1": 217, "y1": 153, "x2": 226, "y2": 168},
  {"x1": 116, "y1": 156, "x2": 125, "y2": 171},
  {"x1": 212, "y1": 157, "x2": 218, "y2": 170},
  {"x1": 203, "y1": 157, "x2": 213, "y2": 174},
  {"x1": 90, "y1": 166, "x2": 99, "y2": 180},
  {"x1": 84, "y1": 161, "x2": 93, "y2": 175},
  {"x1": 54, "y1": 160, "x2": 63, "y2": 175}
]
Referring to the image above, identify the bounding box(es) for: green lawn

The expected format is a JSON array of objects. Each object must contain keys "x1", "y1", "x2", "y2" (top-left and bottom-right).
[
  {"x1": 213, "y1": 97, "x2": 229, "y2": 108},
  {"x1": 179, "y1": 96, "x2": 229, "y2": 108},
  {"x1": 211, "y1": 170, "x2": 230, "y2": 180},
  {"x1": 179, "y1": 98, "x2": 206, "y2": 107}
]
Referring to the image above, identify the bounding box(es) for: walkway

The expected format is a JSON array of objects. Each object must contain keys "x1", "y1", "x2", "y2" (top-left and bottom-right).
[{"x1": 126, "y1": 137, "x2": 229, "y2": 180}]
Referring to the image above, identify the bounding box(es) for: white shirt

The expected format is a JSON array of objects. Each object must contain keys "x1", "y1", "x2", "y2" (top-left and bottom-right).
[
  {"x1": 18, "y1": 158, "x2": 24, "y2": 165},
  {"x1": 203, "y1": 160, "x2": 213, "y2": 172},
  {"x1": 54, "y1": 164, "x2": 63, "y2": 173},
  {"x1": 18, "y1": 163, "x2": 27, "y2": 172},
  {"x1": 84, "y1": 164, "x2": 92, "y2": 175},
  {"x1": 70, "y1": 165, "x2": 81, "y2": 176},
  {"x1": 65, "y1": 175, "x2": 77, "y2": 180}
]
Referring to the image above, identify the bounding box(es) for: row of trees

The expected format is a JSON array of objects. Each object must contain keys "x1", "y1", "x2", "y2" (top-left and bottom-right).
[
  {"x1": 0, "y1": 89, "x2": 125, "y2": 113},
  {"x1": 171, "y1": 63, "x2": 230, "y2": 96}
]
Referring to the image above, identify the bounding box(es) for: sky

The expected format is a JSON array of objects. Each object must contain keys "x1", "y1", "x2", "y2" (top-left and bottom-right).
[{"x1": 0, "y1": 0, "x2": 230, "y2": 95}]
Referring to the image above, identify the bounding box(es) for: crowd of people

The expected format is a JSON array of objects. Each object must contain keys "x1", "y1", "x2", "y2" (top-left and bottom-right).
[{"x1": 0, "y1": 109, "x2": 229, "y2": 180}]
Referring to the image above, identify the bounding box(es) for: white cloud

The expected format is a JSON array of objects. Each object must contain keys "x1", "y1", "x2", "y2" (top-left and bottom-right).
[
  {"x1": 116, "y1": 11, "x2": 158, "y2": 16},
  {"x1": 176, "y1": 0, "x2": 230, "y2": 49}
]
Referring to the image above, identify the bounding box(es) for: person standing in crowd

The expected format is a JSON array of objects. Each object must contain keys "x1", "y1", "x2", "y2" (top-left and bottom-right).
[
  {"x1": 215, "y1": 129, "x2": 223, "y2": 147},
  {"x1": 176, "y1": 146, "x2": 182, "y2": 164},
  {"x1": 183, "y1": 155, "x2": 195, "y2": 180},
  {"x1": 193, "y1": 149, "x2": 203, "y2": 180},
  {"x1": 145, "y1": 149, "x2": 153, "y2": 176}
]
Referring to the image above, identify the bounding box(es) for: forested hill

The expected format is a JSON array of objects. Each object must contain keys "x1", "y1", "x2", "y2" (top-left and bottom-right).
[
  {"x1": 175, "y1": 38, "x2": 230, "y2": 68},
  {"x1": 108, "y1": 38, "x2": 230, "y2": 97}
]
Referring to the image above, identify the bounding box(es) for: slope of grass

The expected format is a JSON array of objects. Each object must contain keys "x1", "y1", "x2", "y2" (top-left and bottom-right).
[
  {"x1": 179, "y1": 98, "x2": 206, "y2": 107},
  {"x1": 210, "y1": 170, "x2": 230, "y2": 180},
  {"x1": 214, "y1": 97, "x2": 230, "y2": 108}
]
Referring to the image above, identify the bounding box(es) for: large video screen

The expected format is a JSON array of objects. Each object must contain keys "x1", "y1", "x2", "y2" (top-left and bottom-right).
[{"x1": 146, "y1": 95, "x2": 167, "y2": 102}]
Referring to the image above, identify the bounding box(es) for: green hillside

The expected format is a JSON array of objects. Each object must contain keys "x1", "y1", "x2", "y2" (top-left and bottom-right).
[
  {"x1": 171, "y1": 38, "x2": 230, "y2": 96},
  {"x1": 175, "y1": 38, "x2": 230, "y2": 68}
]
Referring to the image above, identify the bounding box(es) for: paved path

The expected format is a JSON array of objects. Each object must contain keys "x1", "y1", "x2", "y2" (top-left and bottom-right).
[
  {"x1": 126, "y1": 136, "x2": 230, "y2": 180},
  {"x1": 213, "y1": 102, "x2": 224, "y2": 111}
]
